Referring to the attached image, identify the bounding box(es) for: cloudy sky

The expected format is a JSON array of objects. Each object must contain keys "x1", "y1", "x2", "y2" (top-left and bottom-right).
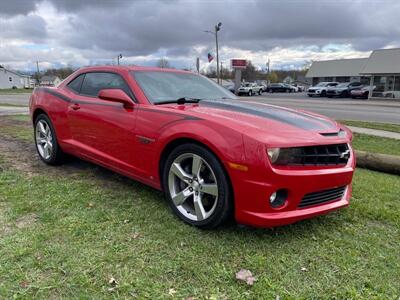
[{"x1": 1, "y1": 0, "x2": 400, "y2": 72}]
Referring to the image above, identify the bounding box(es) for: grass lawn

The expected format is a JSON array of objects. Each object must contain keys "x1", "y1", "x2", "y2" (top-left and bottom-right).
[
  {"x1": 0, "y1": 88, "x2": 33, "y2": 94},
  {"x1": 352, "y1": 133, "x2": 400, "y2": 156},
  {"x1": 339, "y1": 120, "x2": 400, "y2": 134},
  {"x1": 0, "y1": 115, "x2": 399, "y2": 298}
]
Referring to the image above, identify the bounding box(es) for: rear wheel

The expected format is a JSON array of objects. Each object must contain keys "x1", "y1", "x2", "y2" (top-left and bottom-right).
[
  {"x1": 34, "y1": 114, "x2": 64, "y2": 165},
  {"x1": 248, "y1": 90, "x2": 253, "y2": 96},
  {"x1": 162, "y1": 143, "x2": 232, "y2": 229},
  {"x1": 258, "y1": 89, "x2": 262, "y2": 95}
]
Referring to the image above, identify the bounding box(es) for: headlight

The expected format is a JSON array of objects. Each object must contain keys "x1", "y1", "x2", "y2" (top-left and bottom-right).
[
  {"x1": 267, "y1": 147, "x2": 303, "y2": 165},
  {"x1": 267, "y1": 148, "x2": 280, "y2": 163}
]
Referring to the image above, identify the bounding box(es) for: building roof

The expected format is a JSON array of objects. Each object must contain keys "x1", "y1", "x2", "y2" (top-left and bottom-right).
[
  {"x1": 40, "y1": 75, "x2": 60, "y2": 81},
  {"x1": 306, "y1": 58, "x2": 368, "y2": 78},
  {"x1": 0, "y1": 65, "x2": 31, "y2": 78},
  {"x1": 360, "y1": 48, "x2": 400, "y2": 74}
]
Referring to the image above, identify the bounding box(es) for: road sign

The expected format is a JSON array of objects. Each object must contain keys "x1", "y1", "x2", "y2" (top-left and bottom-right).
[{"x1": 231, "y1": 59, "x2": 247, "y2": 69}]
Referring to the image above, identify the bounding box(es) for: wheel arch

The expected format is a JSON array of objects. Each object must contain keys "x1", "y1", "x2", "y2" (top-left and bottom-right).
[
  {"x1": 158, "y1": 136, "x2": 235, "y2": 219},
  {"x1": 32, "y1": 107, "x2": 48, "y2": 124},
  {"x1": 159, "y1": 137, "x2": 225, "y2": 185}
]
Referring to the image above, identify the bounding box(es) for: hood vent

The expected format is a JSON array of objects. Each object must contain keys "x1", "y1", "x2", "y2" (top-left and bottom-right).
[{"x1": 320, "y1": 130, "x2": 346, "y2": 138}]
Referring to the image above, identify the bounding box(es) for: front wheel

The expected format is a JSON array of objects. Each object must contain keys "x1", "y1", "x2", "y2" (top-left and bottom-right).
[
  {"x1": 258, "y1": 89, "x2": 262, "y2": 95},
  {"x1": 248, "y1": 90, "x2": 253, "y2": 96},
  {"x1": 34, "y1": 114, "x2": 64, "y2": 165},
  {"x1": 162, "y1": 143, "x2": 232, "y2": 229}
]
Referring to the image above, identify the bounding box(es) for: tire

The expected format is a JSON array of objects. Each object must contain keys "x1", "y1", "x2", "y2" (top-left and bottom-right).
[
  {"x1": 320, "y1": 90, "x2": 326, "y2": 97},
  {"x1": 258, "y1": 89, "x2": 262, "y2": 95},
  {"x1": 342, "y1": 91, "x2": 349, "y2": 98},
  {"x1": 162, "y1": 143, "x2": 233, "y2": 229},
  {"x1": 308, "y1": 94, "x2": 312, "y2": 97},
  {"x1": 34, "y1": 113, "x2": 64, "y2": 165},
  {"x1": 248, "y1": 90, "x2": 253, "y2": 96}
]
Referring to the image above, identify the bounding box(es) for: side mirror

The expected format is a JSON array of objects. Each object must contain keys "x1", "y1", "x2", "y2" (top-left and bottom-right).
[{"x1": 98, "y1": 89, "x2": 134, "y2": 109}]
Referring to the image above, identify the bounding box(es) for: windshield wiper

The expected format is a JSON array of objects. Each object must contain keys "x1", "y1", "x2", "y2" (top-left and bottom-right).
[{"x1": 154, "y1": 97, "x2": 203, "y2": 105}]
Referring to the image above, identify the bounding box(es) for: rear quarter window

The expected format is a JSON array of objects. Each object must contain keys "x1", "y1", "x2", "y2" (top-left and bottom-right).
[
  {"x1": 67, "y1": 74, "x2": 85, "y2": 93},
  {"x1": 80, "y1": 72, "x2": 132, "y2": 98}
]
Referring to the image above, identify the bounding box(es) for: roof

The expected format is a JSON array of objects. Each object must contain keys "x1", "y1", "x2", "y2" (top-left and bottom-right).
[
  {"x1": 306, "y1": 58, "x2": 368, "y2": 78},
  {"x1": 40, "y1": 75, "x2": 60, "y2": 81},
  {"x1": 360, "y1": 48, "x2": 400, "y2": 74},
  {"x1": 78, "y1": 65, "x2": 191, "y2": 73},
  {"x1": 0, "y1": 65, "x2": 30, "y2": 78}
]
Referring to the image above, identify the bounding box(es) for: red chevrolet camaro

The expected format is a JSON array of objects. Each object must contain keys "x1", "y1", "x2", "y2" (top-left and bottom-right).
[{"x1": 30, "y1": 66, "x2": 355, "y2": 228}]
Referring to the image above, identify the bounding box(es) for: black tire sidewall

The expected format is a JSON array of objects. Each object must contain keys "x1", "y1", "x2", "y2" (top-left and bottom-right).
[
  {"x1": 162, "y1": 143, "x2": 232, "y2": 229},
  {"x1": 34, "y1": 114, "x2": 63, "y2": 165}
]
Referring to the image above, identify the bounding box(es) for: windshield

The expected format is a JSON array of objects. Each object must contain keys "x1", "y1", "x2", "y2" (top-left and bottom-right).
[
  {"x1": 131, "y1": 71, "x2": 237, "y2": 103},
  {"x1": 315, "y1": 82, "x2": 328, "y2": 87},
  {"x1": 336, "y1": 83, "x2": 348, "y2": 88}
]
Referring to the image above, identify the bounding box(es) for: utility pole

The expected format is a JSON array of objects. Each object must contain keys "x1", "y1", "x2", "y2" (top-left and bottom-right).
[
  {"x1": 215, "y1": 22, "x2": 222, "y2": 84},
  {"x1": 196, "y1": 57, "x2": 200, "y2": 73},
  {"x1": 36, "y1": 61, "x2": 40, "y2": 86},
  {"x1": 117, "y1": 54, "x2": 122, "y2": 65},
  {"x1": 220, "y1": 61, "x2": 223, "y2": 81},
  {"x1": 204, "y1": 22, "x2": 222, "y2": 84}
]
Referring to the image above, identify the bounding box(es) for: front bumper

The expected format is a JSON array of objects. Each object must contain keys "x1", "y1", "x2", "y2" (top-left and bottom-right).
[
  {"x1": 307, "y1": 89, "x2": 321, "y2": 96},
  {"x1": 229, "y1": 154, "x2": 355, "y2": 227}
]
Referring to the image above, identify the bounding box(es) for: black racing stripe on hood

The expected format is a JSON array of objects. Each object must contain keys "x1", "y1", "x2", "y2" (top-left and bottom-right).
[{"x1": 201, "y1": 100, "x2": 336, "y2": 131}]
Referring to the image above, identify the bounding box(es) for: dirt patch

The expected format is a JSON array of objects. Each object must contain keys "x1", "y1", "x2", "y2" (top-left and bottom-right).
[
  {"x1": 0, "y1": 202, "x2": 12, "y2": 236},
  {"x1": 0, "y1": 116, "x2": 141, "y2": 189},
  {"x1": 15, "y1": 213, "x2": 38, "y2": 229}
]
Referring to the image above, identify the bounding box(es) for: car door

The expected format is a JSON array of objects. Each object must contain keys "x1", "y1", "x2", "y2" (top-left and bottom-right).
[{"x1": 67, "y1": 72, "x2": 139, "y2": 174}]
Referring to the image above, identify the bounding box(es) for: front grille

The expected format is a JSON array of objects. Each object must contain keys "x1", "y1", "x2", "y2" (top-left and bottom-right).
[
  {"x1": 299, "y1": 186, "x2": 346, "y2": 208},
  {"x1": 279, "y1": 143, "x2": 350, "y2": 166}
]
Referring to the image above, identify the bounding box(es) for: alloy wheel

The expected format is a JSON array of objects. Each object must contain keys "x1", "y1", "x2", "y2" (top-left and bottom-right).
[
  {"x1": 35, "y1": 119, "x2": 53, "y2": 160},
  {"x1": 168, "y1": 153, "x2": 218, "y2": 221}
]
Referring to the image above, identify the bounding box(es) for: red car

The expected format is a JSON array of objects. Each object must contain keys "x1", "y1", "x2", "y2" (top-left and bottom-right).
[{"x1": 30, "y1": 66, "x2": 355, "y2": 229}]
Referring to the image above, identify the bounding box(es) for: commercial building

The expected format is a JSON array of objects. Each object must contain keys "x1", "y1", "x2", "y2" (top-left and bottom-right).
[
  {"x1": 360, "y1": 48, "x2": 400, "y2": 99},
  {"x1": 306, "y1": 58, "x2": 370, "y2": 86}
]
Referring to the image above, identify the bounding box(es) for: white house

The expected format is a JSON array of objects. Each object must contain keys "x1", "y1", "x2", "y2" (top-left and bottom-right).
[
  {"x1": 40, "y1": 75, "x2": 62, "y2": 87},
  {"x1": 0, "y1": 65, "x2": 31, "y2": 89}
]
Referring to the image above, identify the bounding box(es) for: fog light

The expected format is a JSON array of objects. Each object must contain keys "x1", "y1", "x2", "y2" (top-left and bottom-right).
[{"x1": 269, "y1": 189, "x2": 288, "y2": 208}]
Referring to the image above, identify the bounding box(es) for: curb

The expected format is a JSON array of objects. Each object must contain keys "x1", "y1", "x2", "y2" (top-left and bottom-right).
[{"x1": 355, "y1": 150, "x2": 400, "y2": 175}]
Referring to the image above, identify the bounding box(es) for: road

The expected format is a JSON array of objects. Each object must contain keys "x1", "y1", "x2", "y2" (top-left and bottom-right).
[
  {"x1": 240, "y1": 93, "x2": 400, "y2": 124},
  {"x1": 0, "y1": 92, "x2": 399, "y2": 124}
]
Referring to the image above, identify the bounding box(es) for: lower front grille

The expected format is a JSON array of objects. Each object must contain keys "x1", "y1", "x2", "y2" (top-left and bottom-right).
[{"x1": 298, "y1": 186, "x2": 346, "y2": 208}]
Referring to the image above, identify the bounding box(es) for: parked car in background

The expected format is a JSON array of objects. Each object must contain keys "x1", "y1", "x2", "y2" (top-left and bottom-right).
[
  {"x1": 350, "y1": 86, "x2": 374, "y2": 99},
  {"x1": 288, "y1": 84, "x2": 300, "y2": 92},
  {"x1": 238, "y1": 82, "x2": 264, "y2": 96},
  {"x1": 307, "y1": 82, "x2": 339, "y2": 97},
  {"x1": 266, "y1": 83, "x2": 293, "y2": 93},
  {"x1": 223, "y1": 83, "x2": 235, "y2": 94},
  {"x1": 326, "y1": 82, "x2": 363, "y2": 98},
  {"x1": 292, "y1": 83, "x2": 305, "y2": 92}
]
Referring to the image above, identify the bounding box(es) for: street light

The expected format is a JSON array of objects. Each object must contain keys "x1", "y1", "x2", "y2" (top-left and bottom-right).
[{"x1": 204, "y1": 22, "x2": 222, "y2": 84}]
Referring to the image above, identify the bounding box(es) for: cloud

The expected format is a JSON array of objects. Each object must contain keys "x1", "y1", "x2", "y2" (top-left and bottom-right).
[{"x1": 0, "y1": 0, "x2": 399, "y2": 71}]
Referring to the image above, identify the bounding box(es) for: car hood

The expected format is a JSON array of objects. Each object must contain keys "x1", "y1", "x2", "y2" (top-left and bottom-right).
[{"x1": 161, "y1": 100, "x2": 348, "y2": 147}]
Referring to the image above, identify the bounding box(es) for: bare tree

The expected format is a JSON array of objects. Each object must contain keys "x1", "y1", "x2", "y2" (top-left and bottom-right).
[{"x1": 156, "y1": 58, "x2": 171, "y2": 69}]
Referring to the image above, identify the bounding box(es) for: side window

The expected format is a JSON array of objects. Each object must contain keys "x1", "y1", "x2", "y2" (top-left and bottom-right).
[
  {"x1": 67, "y1": 74, "x2": 85, "y2": 93},
  {"x1": 80, "y1": 72, "x2": 132, "y2": 98}
]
